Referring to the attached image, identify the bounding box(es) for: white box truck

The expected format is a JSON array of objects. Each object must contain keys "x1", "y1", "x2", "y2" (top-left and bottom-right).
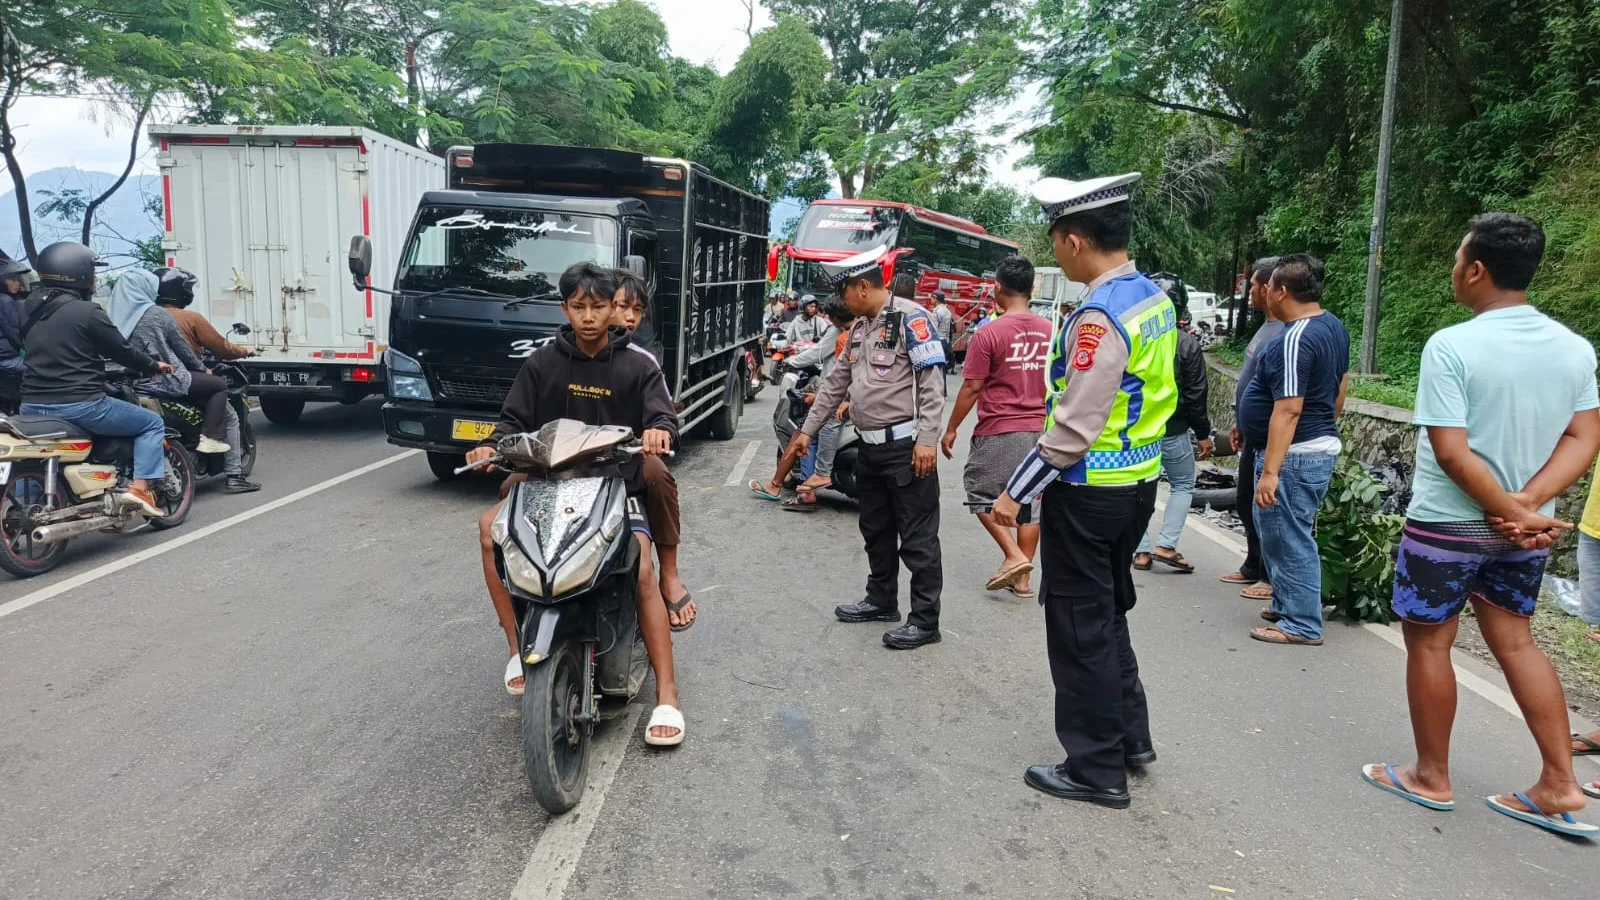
[{"x1": 148, "y1": 124, "x2": 444, "y2": 424}]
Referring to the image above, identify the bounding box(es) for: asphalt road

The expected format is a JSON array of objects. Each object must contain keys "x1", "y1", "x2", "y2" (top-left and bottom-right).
[{"x1": 1, "y1": 392, "x2": 1595, "y2": 900}]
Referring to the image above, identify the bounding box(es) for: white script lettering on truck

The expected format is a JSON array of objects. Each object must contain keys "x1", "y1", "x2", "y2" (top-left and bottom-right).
[{"x1": 435, "y1": 213, "x2": 592, "y2": 236}]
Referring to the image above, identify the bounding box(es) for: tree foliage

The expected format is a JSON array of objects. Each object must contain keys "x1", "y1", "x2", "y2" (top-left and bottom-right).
[{"x1": 1030, "y1": 0, "x2": 1600, "y2": 373}]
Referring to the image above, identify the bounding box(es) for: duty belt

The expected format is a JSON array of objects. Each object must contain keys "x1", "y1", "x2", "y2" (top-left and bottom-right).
[{"x1": 857, "y1": 421, "x2": 918, "y2": 445}]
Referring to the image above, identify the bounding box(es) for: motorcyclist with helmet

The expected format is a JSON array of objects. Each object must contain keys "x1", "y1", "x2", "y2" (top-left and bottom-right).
[
  {"x1": 152, "y1": 266, "x2": 260, "y2": 493},
  {"x1": 0, "y1": 254, "x2": 30, "y2": 412},
  {"x1": 16, "y1": 242, "x2": 174, "y2": 517}
]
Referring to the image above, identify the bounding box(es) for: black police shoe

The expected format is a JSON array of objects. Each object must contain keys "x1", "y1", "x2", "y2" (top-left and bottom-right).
[
  {"x1": 835, "y1": 600, "x2": 900, "y2": 623},
  {"x1": 1023, "y1": 763, "x2": 1131, "y2": 809},
  {"x1": 882, "y1": 623, "x2": 941, "y2": 649},
  {"x1": 1125, "y1": 742, "x2": 1157, "y2": 769},
  {"x1": 224, "y1": 476, "x2": 262, "y2": 494}
]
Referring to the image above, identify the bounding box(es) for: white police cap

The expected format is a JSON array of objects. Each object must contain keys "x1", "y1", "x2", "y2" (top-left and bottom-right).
[
  {"x1": 1032, "y1": 173, "x2": 1141, "y2": 223},
  {"x1": 818, "y1": 244, "x2": 889, "y2": 288}
]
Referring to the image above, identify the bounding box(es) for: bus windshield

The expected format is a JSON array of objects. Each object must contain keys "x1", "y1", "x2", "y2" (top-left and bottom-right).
[
  {"x1": 793, "y1": 204, "x2": 901, "y2": 253},
  {"x1": 397, "y1": 207, "x2": 617, "y2": 297}
]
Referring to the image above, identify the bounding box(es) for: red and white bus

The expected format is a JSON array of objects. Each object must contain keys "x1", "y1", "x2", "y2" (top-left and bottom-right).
[{"x1": 768, "y1": 200, "x2": 1018, "y2": 352}]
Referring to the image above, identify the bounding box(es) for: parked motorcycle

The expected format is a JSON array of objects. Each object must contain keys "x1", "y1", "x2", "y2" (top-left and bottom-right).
[
  {"x1": 770, "y1": 361, "x2": 860, "y2": 499},
  {"x1": 0, "y1": 372, "x2": 194, "y2": 578},
  {"x1": 459, "y1": 419, "x2": 654, "y2": 814}
]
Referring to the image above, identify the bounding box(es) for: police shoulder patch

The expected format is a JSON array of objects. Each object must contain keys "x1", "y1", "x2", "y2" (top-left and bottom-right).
[
  {"x1": 1071, "y1": 323, "x2": 1106, "y2": 372},
  {"x1": 907, "y1": 312, "x2": 933, "y2": 342}
]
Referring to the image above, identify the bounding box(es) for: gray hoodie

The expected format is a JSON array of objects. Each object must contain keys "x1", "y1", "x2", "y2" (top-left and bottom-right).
[{"x1": 112, "y1": 271, "x2": 202, "y2": 397}]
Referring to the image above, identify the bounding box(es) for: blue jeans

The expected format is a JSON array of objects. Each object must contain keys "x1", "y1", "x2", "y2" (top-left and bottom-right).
[
  {"x1": 1253, "y1": 451, "x2": 1337, "y2": 640},
  {"x1": 1579, "y1": 532, "x2": 1600, "y2": 626},
  {"x1": 21, "y1": 396, "x2": 166, "y2": 480},
  {"x1": 1137, "y1": 434, "x2": 1197, "y2": 554}
]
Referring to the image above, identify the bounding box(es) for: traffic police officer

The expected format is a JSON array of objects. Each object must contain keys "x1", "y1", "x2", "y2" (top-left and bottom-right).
[
  {"x1": 789, "y1": 244, "x2": 948, "y2": 650},
  {"x1": 992, "y1": 173, "x2": 1179, "y2": 808}
]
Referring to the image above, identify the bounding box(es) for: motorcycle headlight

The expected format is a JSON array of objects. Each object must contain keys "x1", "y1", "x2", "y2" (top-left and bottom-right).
[
  {"x1": 490, "y1": 502, "x2": 511, "y2": 544},
  {"x1": 501, "y1": 540, "x2": 544, "y2": 596},
  {"x1": 549, "y1": 489, "x2": 627, "y2": 595}
]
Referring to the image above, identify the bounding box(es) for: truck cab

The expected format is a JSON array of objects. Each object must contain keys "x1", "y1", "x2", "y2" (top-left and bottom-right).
[{"x1": 363, "y1": 144, "x2": 769, "y2": 479}]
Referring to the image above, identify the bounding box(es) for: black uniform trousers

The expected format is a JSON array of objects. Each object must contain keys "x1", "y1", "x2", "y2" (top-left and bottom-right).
[
  {"x1": 1234, "y1": 440, "x2": 1265, "y2": 582},
  {"x1": 1039, "y1": 477, "x2": 1158, "y2": 792},
  {"x1": 856, "y1": 437, "x2": 942, "y2": 629}
]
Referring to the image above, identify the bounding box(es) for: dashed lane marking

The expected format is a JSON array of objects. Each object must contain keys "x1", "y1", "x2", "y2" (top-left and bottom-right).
[{"x1": 723, "y1": 439, "x2": 762, "y2": 487}]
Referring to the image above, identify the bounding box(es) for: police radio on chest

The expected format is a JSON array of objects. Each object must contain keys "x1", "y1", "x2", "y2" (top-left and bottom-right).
[{"x1": 882, "y1": 308, "x2": 904, "y2": 349}]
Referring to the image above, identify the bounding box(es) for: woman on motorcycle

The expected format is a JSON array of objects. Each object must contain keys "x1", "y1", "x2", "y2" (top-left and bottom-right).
[{"x1": 108, "y1": 270, "x2": 230, "y2": 455}]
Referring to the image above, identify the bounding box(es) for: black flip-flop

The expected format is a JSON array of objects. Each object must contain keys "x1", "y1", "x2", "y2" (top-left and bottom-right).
[
  {"x1": 666, "y1": 592, "x2": 696, "y2": 633},
  {"x1": 1574, "y1": 733, "x2": 1600, "y2": 757}
]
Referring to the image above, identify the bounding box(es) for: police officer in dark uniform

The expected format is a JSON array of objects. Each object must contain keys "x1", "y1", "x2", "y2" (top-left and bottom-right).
[
  {"x1": 992, "y1": 174, "x2": 1180, "y2": 808},
  {"x1": 788, "y1": 245, "x2": 948, "y2": 649}
]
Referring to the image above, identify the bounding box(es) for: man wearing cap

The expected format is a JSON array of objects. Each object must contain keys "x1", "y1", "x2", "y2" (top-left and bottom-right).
[
  {"x1": 788, "y1": 245, "x2": 949, "y2": 649},
  {"x1": 992, "y1": 173, "x2": 1179, "y2": 808}
]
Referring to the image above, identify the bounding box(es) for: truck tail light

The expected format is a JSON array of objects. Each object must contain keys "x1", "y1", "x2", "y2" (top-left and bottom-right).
[{"x1": 344, "y1": 367, "x2": 376, "y2": 382}]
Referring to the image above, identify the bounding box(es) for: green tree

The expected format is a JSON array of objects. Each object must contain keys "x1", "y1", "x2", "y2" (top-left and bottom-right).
[
  {"x1": 694, "y1": 18, "x2": 828, "y2": 196},
  {"x1": 766, "y1": 0, "x2": 1024, "y2": 198}
]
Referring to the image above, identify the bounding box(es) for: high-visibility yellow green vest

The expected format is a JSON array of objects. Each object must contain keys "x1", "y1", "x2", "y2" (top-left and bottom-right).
[{"x1": 1046, "y1": 272, "x2": 1179, "y2": 485}]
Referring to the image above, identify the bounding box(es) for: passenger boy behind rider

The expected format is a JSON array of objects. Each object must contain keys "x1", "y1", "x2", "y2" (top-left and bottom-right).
[{"x1": 468, "y1": 262, "x2": 686, "y2": 747}]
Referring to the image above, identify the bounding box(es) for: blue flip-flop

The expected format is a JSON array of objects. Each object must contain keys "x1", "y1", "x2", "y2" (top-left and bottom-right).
[
  {"x1": 1361, "y1": 764, "x2": 1455, "y2": 811},
  {"x1": 748, "y1": 479, "x2": 782, "y2": 501},
  {"x1": 1485, "y1": 793, "x2": 1600, "y2": 838}
]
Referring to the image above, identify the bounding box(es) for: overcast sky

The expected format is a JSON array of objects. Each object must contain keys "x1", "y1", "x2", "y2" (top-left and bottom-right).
[{"x1": 5, "y1": 0, "x2": 1038, "y2": 191}]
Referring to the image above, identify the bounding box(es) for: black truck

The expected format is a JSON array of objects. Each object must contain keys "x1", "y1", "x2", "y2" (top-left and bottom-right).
[{"x1": 347, "y1": 144, "x2": 770, "y2": 479}]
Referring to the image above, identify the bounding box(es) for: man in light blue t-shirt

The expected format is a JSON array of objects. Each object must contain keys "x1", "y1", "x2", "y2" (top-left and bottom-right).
[{"x1": 1362, "y1": 213, "x2": 1600, "y2": 838}]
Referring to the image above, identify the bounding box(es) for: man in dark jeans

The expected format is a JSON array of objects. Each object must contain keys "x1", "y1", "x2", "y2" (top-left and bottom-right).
[{"x1": 1223, "y1": 257, "x2": 1282, "y2": 601}]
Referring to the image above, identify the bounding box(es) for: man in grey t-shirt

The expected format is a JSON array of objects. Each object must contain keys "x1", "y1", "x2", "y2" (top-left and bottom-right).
[{"x1": 1222, "y1": 257, "x2": 1284, "y2": 594}]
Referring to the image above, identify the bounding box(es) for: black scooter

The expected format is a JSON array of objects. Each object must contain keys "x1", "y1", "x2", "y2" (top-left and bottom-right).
[
  {"x1": 149, "y1": 325, "x2": 257, "y2": 483},
  {"x1": 459, "y1": 419, "x2": 652, "y2": 815}
]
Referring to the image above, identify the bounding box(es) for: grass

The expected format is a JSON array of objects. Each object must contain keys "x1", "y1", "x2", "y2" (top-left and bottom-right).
[
  {"x1": 1347, "y1": 376, "x2": 1417, "y2": 410},
  {"x1": 1456, "y1": 600, "x2": 1600, "y2": 721},
  {"x1": 1210, "y1": 344, "x2": 1244, "y2": 367}
]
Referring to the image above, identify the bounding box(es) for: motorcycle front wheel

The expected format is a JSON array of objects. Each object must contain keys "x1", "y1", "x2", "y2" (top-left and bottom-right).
[
  {"x1": 147, "y1": 441, "x2": 195, "y2": 530},
  {"x1": 0, "y1": 470, "x2": 65, "y2": 578},
  {"x1": 236, "y1": 401, "x2": 257, "y2": 476},
  {"x1": 521, "y1": 639, "x2": 591, "y2": 815}
]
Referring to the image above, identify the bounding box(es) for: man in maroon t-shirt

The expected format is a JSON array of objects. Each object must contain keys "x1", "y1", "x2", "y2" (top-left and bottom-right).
[{"x1": 941, "y1": 256, "x2": 1053, "y2": 598}]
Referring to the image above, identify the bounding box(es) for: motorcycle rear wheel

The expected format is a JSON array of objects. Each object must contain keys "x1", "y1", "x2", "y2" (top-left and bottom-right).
[
  {"x1": 522, "y1": 640, "x2": 591, "y2": 815},
  {"x1": 0, "y1": 471, "x2": 65, "y2": 578}
]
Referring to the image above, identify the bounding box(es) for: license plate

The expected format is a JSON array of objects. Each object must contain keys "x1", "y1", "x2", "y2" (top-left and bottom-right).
[
  {"x1": 0, "y1": 462, "x2": 11, "y2": 485},
  {"x1": 257, "y1": 370, "x2": 311, "y2": 386},
  {"x1": 452, "y1": 420, "x2": 495, "y2": 442}
]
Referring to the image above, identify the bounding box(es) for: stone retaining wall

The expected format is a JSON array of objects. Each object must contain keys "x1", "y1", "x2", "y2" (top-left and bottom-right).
[{"x1": 1205, "y1": 355, "x2": 1588, "y2": 576}]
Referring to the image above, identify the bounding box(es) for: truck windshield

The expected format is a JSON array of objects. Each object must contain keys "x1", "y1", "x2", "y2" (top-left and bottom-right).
[
  {"x1": 792, "y1": 204, "x2": 901, "y2": 253},
  {"x1": 397, "y1": 207, "x2": 617, "y2": 297}
]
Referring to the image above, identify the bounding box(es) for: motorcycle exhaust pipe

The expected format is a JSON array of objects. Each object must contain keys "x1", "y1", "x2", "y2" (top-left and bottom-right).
[{"x1": 32, "y1": 515, "x2": 118, "y2": 545}]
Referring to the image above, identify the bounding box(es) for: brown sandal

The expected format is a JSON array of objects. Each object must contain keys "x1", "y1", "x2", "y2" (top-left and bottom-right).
[
  {"x1": 1132, "y1": 553, "x2": 1153, "y2": 571},
  {"x1": 1241, "y1": 584, "x2": 1274, "y2": 600},
  {"x1": 1152, "y1": 551, "x2": 1195, "y2": 573}
]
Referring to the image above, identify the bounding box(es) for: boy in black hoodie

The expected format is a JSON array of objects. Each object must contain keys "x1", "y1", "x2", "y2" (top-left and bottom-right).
[{"x1": 469, "y1": 262, "x2": 685, "y2": 746}]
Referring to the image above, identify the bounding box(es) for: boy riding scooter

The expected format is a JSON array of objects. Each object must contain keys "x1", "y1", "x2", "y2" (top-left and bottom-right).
[{"x1": 469, "y1": 262, "x2": 686, "y2": 747}]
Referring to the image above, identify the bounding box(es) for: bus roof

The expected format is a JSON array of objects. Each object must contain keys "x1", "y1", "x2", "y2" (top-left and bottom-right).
[{"x1": 809, "y1": 198, "x2": 1014, "y2": 245}]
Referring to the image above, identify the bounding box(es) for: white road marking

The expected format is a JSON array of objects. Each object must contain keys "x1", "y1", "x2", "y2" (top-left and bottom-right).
[
  {"x1": 724, "y1": 439, "x2": 762, "y2": 487},
  {"x1": 1174, "y1": 496, "x2": 1600, "y2": 739},
  {"x1": 508, "y1": 703, "x2": 643, "y2": 900},
  {"x1": 0, "y1": 449, "x2": 420, "y2": 622}
]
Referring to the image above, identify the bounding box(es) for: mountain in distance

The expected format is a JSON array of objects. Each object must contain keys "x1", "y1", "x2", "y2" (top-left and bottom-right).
[{"x1": 0, "y1": 167, "x2": 162, "y2": 263}]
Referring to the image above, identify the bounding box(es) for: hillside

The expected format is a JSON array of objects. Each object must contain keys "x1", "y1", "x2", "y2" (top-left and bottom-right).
[{"x1": 0, "y1": 167, "x2": 163, "y2": 263}]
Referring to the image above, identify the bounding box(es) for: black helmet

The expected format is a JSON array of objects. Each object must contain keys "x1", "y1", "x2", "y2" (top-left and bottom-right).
[
  {"x1": 154, "y1": 266, "x2": 198, "y2": 308},
  {"x1": 33, "y1": 241, "x2": 100, "y2": 293}
]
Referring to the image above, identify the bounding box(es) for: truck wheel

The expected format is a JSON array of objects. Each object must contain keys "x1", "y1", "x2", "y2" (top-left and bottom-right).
[
  {"x1": 427, "y1": 451, "x2": 467, "y2": 481},
  {"x1": 259, "y1": 396, "x2": 304, "y2": 425},
  {"x1": 706, "y1": 378, "x2": 743, "y2": 441}
]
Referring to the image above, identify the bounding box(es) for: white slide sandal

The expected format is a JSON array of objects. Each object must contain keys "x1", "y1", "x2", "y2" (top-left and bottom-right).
[
  {"x1": 644, "y1": 704, "x2": 685, "y2": 747},
  {"x1": 504, "y1": 656, "x2": 525, "y2": 697}
]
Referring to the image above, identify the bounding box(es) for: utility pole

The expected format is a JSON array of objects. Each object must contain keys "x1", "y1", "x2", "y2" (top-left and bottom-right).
[{"x1": 1360, "y1": 0, "x2": 1404, "y2": 374}]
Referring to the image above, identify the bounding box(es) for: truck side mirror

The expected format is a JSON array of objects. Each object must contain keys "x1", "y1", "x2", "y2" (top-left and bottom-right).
[
  {"x1": 622, "y1": 254, "x2": 647, "y2": 279},
  {"x1": 348, "y1": 235, "x2": 373, "y2": 288}
]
